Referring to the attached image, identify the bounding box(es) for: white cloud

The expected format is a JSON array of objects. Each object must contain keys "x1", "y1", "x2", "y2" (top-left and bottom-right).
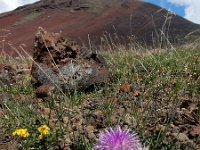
[
  {"x1": 0, "y1": 0, "x2": 39, "y2": 13},
  {"x1": 168, "y1": 0, "x2": 191, "y2": 6},
  {"x1": 168, "y1": 0, "x2": 200, "y2": 24}
]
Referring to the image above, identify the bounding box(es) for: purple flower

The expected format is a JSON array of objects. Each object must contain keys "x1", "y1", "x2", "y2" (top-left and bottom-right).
[{"x1": 94, "y1": 126, "x2": 142, "y2": 150}]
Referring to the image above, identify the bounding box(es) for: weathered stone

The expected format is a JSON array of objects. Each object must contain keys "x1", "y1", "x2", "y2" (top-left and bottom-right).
[
  {"x1": 118, "y1": 83, "x2": 131, "y2": 93},
  {"x1": 190, "y1": 126, "x2": 200, "y2": 137},
  {"x1": 0, "y1": 64, "x2": 32, "y2": 86},
  {"x1": 124, "y1": 113, "x2": 137, "y2": 127},
  {"x1": 63, "y1": 116, "x2": 69, "y2": 124},
  {"x1": 31, "y1": 27, "x2": 112, "y2": 93},
  {"x1": 0, "y1": 64, "x2": 16, "y2": 85},
  {"x1": 172, "y1": 133, "x2": 189, "y2": 142},
  {"x1": 36, "y1": 84, "x2": 54, "y2": 98}
]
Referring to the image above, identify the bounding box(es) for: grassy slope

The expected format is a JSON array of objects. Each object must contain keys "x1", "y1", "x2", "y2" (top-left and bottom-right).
[{"x1": 0, "y1": 43, "x2": 200, "y2": 149}]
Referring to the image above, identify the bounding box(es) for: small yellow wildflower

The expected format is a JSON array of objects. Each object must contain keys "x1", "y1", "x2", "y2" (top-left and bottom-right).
[
  {"x1": 37, "y1": 125, "x2": 50, "y2": 140},
  {"x1": 38, "y1": 134, "x2": 44, "y2": 140},
  {"x1": 12, "y1": 128, "x2": 30, "y2": 139}
]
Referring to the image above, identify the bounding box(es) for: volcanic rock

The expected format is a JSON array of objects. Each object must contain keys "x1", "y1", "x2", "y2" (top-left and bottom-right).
[
  {"x1": 36, "y1": 84, "x2": 55, "y2": 98},
  {"x1": 0, "y1": 0, "x2": 200, "y2": 56},
  {"x1": 31, "y1": 27, "x2": 112, "y2": 93},
  {"x1": 0, "y1": 63, "x2": 33, "y2": 86},
  {"x1": 0, "y1": 64, "x2": 16, "y2": 85}
]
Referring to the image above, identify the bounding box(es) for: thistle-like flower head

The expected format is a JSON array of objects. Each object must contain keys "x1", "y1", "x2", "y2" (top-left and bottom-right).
[{"x1": 94, "y1": 126, "x2": 142, "y2": 150}]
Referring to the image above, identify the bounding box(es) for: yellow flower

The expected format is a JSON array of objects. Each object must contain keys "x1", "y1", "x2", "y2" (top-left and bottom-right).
[
  {"x1": 12, "y1": 128, "x2": 30, "y2": 139},
  {"x1": 38, "y1": 134, "x2": 44, "y2": 140},
  {"x1": 37, "y1": 125, "x2": 50, "y2": 139}
]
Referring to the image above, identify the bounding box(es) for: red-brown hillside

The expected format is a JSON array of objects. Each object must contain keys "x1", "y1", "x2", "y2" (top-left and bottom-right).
[{"x1": 0, "y1": 0, "x2": 199, "y2": 56}]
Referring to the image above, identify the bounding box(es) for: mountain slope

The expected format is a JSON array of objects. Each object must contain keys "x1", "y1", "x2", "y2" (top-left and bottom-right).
[{"x1": 0, "y1": 0, "x2": 199, "y2": 55}]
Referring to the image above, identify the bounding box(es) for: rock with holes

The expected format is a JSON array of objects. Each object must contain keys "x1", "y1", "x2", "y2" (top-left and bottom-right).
[{"x1": 31, "y1": 27, "x2": 112, "y2": 93}]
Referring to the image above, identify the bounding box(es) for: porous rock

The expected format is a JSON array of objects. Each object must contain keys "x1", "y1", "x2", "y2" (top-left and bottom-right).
[{"x1": 31, "y1": 27, "x2": 112, "y2": 93}]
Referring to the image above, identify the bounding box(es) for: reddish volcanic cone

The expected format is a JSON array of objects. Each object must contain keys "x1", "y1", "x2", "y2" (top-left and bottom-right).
[{"x1": 0, "y1": 0, "x2": 199, "y2": 56}]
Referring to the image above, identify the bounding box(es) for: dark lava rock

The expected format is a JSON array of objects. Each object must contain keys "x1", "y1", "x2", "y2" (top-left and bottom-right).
[{"x1": 31, "y1": 27, "x2": 112, "y2": 93}]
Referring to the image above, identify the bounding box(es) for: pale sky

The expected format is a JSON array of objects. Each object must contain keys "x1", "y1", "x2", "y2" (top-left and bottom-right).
[
  {"x1": 0, "y1": 0, "x2": 39, "y2": 13},
  {"x1": 144, "y1": 0, "x2": 200, "y2": 24}
]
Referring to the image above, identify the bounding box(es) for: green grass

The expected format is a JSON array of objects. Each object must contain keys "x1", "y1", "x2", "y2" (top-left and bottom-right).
[
  {"x1": 0, "y1": 45, "x2": 200, "y2": 149},
  {"x1": 12, "y1": 11, "x2": 43, "y2": 27}
]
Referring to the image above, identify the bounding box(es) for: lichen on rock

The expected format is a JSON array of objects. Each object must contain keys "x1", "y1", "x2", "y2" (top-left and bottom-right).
[{"x1": 31, "y1": 27, "x2": 112, "y2": 94}]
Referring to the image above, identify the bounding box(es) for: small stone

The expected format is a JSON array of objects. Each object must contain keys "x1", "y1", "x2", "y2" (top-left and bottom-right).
[
  {"x1": 76, "y1": 123, "x2": 83, "y2": 131},
  {"x1": 63, "y1": 117, "x2": 69, "y2": 124},
  {"x1": 87, "y1": 132, "x2": 96, "y2": 140},
  {"x1": 85, "y1": 125, "x2": 96, "y2": 141},
  {"x1": 156, "y1": 124, "x2": 166, "y2": 132},
  {"x1": 118, "y1": 83, "x2": 131, "y2": 93},
  {"x1": 73, "y1": 114, "x2": 83, "y2": 124},
  {"x1": 64, "y1": 135, "x2": 72, "y2": 143},
  {"x1": 124, "y1": 114, "x2": 137, "y2": 127},
  {"x1": 172, "y1": 133, "x2": 189, "y2": 142},
  {"x1": 133, "y1": 90, "x2": 140, "y2": 97},
  {"x1": 94, "y1": 110, "x2": 103, "y2": 116},
  {"x1": 86, "y1": 125, "x2": 95, "y2": 134},
  {"x1": 40, "y1": 107, "x2": 51, "y2": 115},
  {"x1": 36, "y1": 84, "x2": 54, "y2": 98},
  {"x1": 190, "y1": 126, "x2": 200, "y2": 137},
  {"x1": 111, "y1": 115, "x2": 118, "y2": 124}
]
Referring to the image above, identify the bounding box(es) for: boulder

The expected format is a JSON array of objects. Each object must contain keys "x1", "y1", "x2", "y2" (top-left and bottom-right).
[{"x1": 31, "y1": 27, "x2": 112, "y2": 93}]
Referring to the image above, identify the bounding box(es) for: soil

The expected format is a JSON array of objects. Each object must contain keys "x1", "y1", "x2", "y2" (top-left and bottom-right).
[{"x1": 0, "y1": 0, "x2": 199, "y2": 56}]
